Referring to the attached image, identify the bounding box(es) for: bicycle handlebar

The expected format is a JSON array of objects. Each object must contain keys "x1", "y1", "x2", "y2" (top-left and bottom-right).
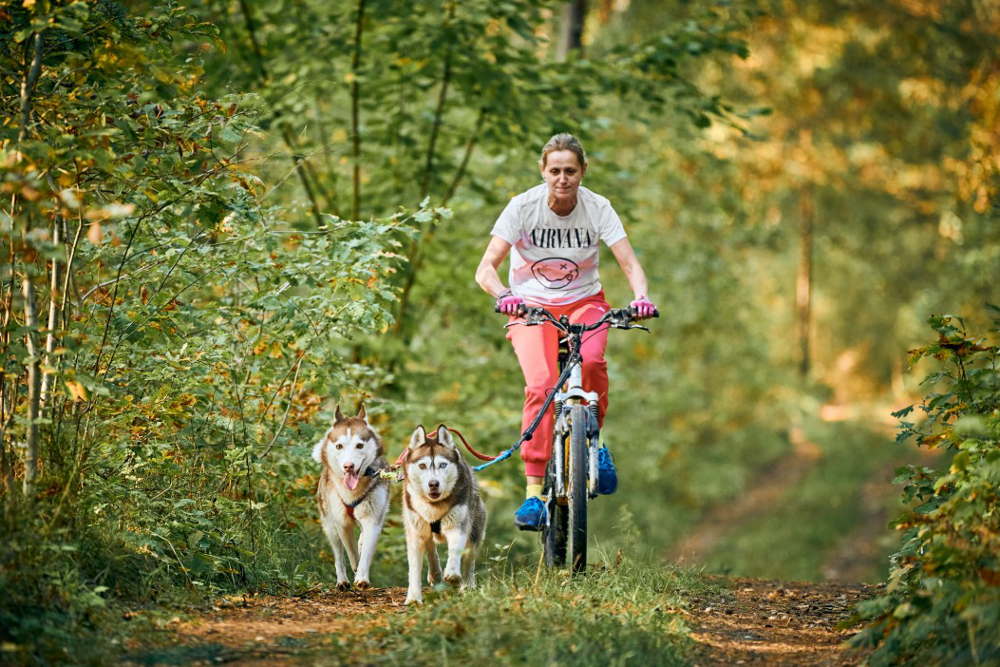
[{"x1": 495, "y1": 303, "x2": 658, "y2": 329}]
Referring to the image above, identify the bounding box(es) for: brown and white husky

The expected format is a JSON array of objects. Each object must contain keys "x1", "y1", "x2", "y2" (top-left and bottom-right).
[
  {"x1": 402, "y1": 425, "x2": 487, "y2": 604},
  {"x1": 312, "y1": 404, "x2": 390, "y2": 590}
]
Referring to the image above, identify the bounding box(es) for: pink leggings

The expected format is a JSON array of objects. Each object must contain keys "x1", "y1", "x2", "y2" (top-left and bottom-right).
[{"x1": 506, "y1": 291, "x2": 610, "y2": 477}]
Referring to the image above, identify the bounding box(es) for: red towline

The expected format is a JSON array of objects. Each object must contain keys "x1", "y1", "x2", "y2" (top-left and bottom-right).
[{"x1": 388, "y1": 428, "x2": 497, "y2": 473}]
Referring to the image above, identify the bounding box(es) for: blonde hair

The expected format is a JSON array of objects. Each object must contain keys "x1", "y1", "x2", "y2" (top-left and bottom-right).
[{"x1": 539, "y1": 133, "x2": 587, "y2": 168}]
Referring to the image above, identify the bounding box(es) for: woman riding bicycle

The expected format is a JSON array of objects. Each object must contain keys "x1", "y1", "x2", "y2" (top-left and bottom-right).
[{"x1": 474, "y1": 133, "x2": 657, "y2": 531}]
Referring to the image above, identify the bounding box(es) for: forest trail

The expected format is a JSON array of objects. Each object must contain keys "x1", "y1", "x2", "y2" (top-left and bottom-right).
[
  {"x1": 688, "y1": 578, "x2": 873, "y2": 666},
  {"x1": 131, "y1": 588, "x2": 407, "y2": 666},
  {"x1": 130, "y1": 579, "x2": 873, "y2": 666},
  {"x1": 668, "y1": 426, "x2": 823, "y2": 565}
]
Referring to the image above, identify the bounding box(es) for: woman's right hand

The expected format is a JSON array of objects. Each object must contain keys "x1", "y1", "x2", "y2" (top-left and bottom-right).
[{"x1": 495, "y1": 289, "x2": 525, "y2": 315}]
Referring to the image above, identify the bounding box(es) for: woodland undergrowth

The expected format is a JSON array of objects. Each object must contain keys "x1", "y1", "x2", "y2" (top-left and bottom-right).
[{"x1": 851, "y1": 311, "x2": 1000, "y2": 666}]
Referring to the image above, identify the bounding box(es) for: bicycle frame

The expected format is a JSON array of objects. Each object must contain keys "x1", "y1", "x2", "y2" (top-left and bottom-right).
[{"x1": 550, "y1": 322, "x2": 601, "y2": 501}]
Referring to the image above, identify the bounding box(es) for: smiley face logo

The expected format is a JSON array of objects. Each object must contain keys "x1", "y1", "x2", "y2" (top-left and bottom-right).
[{"x1": 530, "y1": 257, "x2": 579, "y2": 290}]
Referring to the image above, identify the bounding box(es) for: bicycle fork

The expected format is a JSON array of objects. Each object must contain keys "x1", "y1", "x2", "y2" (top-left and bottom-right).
[{"x1": 552, "y1": 358, "x2": 601, "y2": 500}]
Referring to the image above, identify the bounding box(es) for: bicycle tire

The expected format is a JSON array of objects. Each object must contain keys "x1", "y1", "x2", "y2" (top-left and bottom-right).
[
  {"x1": 567, "y1": 404, "x2": 588, "y2": 573},
  {"x1": 542, "y1": 450, "x2": 568, "y2": 566}
]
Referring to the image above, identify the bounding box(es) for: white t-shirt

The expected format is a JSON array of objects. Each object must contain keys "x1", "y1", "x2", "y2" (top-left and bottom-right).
[{"x1": 490, "y1": 183, "x2": 627, "y2": 305}]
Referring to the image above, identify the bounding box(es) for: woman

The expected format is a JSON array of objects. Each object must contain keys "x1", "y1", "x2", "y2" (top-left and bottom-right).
[{"x1": 474, "y1": 133, "x2": 656, "y2": 530}]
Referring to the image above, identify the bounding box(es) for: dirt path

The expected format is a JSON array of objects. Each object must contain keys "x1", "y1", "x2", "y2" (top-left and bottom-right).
[
  {"x1": 820, "y1": 461, "x2": 900, "y2": 583},
  {"x1": 126, "y1": 588, "x2": 407, "y2": 666},
  {"x1": 130, "y1": 579, "x2": 875, "y2": 666},
  {"x1": 668, "y1": 427, "x2": 822, "y2": 565},
  {"x1": 687, "y1": 578, "x2": 874, "y2": 666}
]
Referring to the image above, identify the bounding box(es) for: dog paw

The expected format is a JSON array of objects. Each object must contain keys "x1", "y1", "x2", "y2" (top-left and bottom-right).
[
  {"x1": 443, "y1": 572, "x2": 461, "y2": 587},
  {"x1": 405, "y1": 594, "x2": 423, "y2": 605},
  {"x1": 354, "y1": 579, "x2": 370, "y2": 590},
  {"x1": 336, "y1": 580, "x2": 351, "y2": 592}
]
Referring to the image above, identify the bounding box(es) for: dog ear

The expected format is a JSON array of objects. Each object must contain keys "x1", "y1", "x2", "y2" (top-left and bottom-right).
[
  {"x1": 334, "y1": 404, "x2": 345, "y2": 423},
  {"x1": 311, "y1": 432, "x2": 328, "y2": 463},
  {"x1": 435, "y1": 424, "x2": 455, "y2": 448},
  {"x1": 357, "y1": 403, "x2": 368, "y2": 424},
  {"x1": 409, "y1": 425, "x2": 426, "y2": 449}
]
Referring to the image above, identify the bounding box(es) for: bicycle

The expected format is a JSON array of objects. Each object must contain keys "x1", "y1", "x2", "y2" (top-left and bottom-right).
[{"x1": 499, "y1": 304, "x2": 656, "y2": 572}]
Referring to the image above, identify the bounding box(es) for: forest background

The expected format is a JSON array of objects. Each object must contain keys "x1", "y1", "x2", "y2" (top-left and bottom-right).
[{"x1": 1, "y1": 0, "x2": 998, "y2": 664}]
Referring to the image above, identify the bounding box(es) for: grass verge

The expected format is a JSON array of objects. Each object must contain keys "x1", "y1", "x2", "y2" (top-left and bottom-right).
[{"x1": 129, "y1": 558, "x2": 713, "y2": 667}]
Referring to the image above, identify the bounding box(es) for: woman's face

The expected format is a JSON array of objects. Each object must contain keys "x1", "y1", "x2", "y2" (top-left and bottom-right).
[{"x1": 541, "y1": 150, "x2": 586, "y2": 202}]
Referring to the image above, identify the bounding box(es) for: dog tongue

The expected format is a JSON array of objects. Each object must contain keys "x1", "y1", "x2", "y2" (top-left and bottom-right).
[{"x1": 345, "y1": 471, "x2": 360, "y2": 490}]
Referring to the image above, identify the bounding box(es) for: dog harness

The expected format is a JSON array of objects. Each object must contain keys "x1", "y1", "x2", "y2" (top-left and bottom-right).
[{"x1": 342, "y1": 466, "x2": 383, "y2": 519}]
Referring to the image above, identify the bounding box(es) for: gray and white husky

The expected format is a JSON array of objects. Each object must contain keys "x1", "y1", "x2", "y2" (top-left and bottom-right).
[
  {"x1": 403, "y1": 424, "x2": 487, "y2": 605},
  {"x1": 312, "y1": 404, "x2": 390, "y2": 590}
]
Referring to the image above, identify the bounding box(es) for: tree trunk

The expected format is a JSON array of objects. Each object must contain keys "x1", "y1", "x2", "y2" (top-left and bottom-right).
[
  {"x1": 39, "y1": 218, "x2": 61, "y2": 408},
  {"x1": 18, "y1": 29, "x2": 45, "y2": 499},
  {"x1": 797, "y1": 186, "x2": 813, "y2": 379},
  {"x1": 22, "y1": 265, "x2": 41, "y2": 498},
  {"x1": 0, "y1": 241, "x2": 13, "y2": 500},
  {"x1": 557, "y1": 0, "x2": 587, "y2": 61},
  {"x1": 351, "y1": 0, "x2": 367, "y2": 221},
  {"x1": 238, "y1": 0, "x2": 326, "y2": 226}
]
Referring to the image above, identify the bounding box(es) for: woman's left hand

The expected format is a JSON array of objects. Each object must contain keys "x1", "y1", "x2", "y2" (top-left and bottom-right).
[{"x1": 630, "y1": 295, "x2": 657, "y2": 320}]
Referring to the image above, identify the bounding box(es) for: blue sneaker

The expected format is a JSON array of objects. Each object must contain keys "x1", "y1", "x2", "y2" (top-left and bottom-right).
[
  {"x1": 596, "y1": 445, "x2": 618, "y2": 495},
  {"x1": 514, "y1": 496, "x2": 546, "y2": 531}
]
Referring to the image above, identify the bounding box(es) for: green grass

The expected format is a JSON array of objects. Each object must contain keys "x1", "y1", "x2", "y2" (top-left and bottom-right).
[{"x1": 254, "y1": 560, "x2": 710, "y2": 667}]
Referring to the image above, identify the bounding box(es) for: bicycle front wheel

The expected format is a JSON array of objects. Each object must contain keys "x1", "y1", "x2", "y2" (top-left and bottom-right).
[
  {"x1": 567, "y1": 404, "x2": 588, "y2": 573},
  {"x1": 542, "y1": 453, "x2": 567, "y2": 566}
]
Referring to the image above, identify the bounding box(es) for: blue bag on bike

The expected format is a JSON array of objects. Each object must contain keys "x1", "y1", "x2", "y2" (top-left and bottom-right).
[{"x1": 596, "y1": 445, "x2": 618, "y2": 495}]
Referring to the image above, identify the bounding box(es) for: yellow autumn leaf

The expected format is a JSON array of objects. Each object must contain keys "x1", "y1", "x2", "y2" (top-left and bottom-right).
[
  {"x1": 87, "y1": 221, "x2": 103, "y2": 244},
  {"x1": 65, "y1": 380, "x2": 87, "y2": 401}
]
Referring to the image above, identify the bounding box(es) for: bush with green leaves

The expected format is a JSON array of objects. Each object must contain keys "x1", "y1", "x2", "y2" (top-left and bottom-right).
[
  {"x1": 852, "y1": 311, "x2": 1000, "y2": 665},
  {"x1": 0, "y1": 2, "x2": 432, "y2": 660}
]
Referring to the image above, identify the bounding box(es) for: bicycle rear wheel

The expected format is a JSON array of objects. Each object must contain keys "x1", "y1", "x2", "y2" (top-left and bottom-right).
[{"x1": 567, "y1": 404, "x2": 588, "y2": 573}]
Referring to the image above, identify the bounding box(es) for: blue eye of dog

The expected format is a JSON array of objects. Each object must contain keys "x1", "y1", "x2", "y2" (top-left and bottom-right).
[{"x1": 438, "y1": 462, "x2": 446, "y2": 469}]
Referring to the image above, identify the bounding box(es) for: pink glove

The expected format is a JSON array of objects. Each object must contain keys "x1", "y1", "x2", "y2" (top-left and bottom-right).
[
  {"x1": 496, "y1": 289, "x2": 525, "y2": 315},
  {"x1": 630, "y1": 295, "x2": 657, "y2": 320}
]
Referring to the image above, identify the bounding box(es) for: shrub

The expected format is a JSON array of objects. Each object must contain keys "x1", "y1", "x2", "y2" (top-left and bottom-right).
[{"x1": 852, "y1": 311, "x2": 1000, "y2": 665}]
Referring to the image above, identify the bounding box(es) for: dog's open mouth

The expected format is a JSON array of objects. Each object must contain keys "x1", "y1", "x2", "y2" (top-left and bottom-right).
[{"x1": 344, "y1": 471, "x2": 360, "y2": 490}]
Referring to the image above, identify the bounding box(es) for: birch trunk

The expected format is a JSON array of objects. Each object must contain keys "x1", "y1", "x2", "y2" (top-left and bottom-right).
[{"x1": 39, "y1": 219, "x2": 61, "y2": 407}]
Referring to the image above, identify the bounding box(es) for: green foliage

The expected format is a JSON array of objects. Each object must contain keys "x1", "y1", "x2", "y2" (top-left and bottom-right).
[
  {"x1": 0, "y1": 1, "x2": 431, "y2": 660},
  {"x1": 851, "y1": 313, "x2": 1000, "y2": 665}
]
